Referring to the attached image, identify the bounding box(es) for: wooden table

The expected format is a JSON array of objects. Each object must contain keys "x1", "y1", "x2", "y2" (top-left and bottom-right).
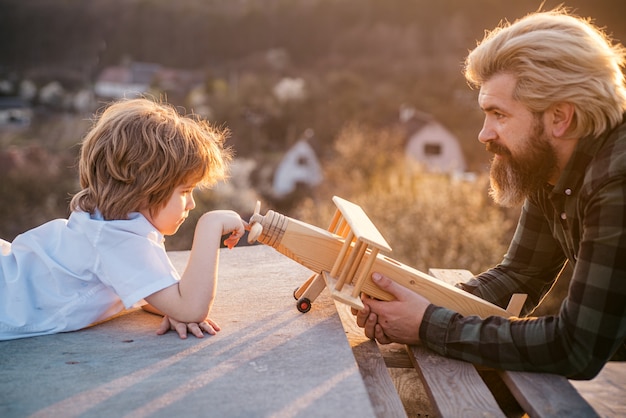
[
  {"x1": 1, "y1": 245, "x2": 623, "y2": 418},
  {"x1": 336, "y1": 268, "x2": 625, "y2": 418},
  {"x1": 0, "y1": 245, "x2": 377, "y2": 418}
]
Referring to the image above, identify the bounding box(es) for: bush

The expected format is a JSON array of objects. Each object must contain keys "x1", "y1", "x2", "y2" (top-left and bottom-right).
[{"x1": 0, "y1": 144, "x2": 77, "y2": 240}]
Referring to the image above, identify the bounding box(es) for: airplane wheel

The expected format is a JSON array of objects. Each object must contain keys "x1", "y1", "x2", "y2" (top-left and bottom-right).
[
  {"x1": 297, "y1": 297, "x2": 311, "y2": 313},
  {"x1": 293, "y1": 287, "x2": 300, "y2": 300}
]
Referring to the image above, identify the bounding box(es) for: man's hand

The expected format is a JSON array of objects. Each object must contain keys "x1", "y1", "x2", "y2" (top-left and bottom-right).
[
  {"x1": 354, "y1": 272, "x2": 430, "y2": 345},
  {"x1": 156, "y1": 315, "x2": 221, "y2": 339}
]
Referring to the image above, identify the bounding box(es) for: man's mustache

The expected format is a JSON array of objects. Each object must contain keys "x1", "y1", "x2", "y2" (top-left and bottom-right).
[{"x1": 486, "y1": 141, "x2": 511, "y2": 156}]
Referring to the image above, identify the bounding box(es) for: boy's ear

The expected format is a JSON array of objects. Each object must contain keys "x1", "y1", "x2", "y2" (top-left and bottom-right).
[{"x1": 548, "y1": 102, "x2": 575, "y2": 138}]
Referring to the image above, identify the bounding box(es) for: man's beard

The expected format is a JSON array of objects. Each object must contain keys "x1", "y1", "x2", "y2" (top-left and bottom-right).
[{"x1": 488, "y1": 119, "x2": 557, "y2": 207}]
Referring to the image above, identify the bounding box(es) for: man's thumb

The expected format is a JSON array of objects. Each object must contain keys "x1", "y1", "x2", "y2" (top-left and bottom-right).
[{"x1": 371, "y1": 272, "x2": 405, "y2": 298}]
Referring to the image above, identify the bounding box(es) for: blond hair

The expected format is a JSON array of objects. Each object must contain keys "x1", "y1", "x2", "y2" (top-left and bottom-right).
[
  {"x1": 70, "y1": 98, "x2": 232, "y2": 220},
  {"x1": 465, "y1": 8, "x2": 626, "y2": 138}
]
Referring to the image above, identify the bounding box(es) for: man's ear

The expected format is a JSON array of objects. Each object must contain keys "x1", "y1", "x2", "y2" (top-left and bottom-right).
[{"x1": 548, "y1": 102, "x2": 575, "y2": 138}]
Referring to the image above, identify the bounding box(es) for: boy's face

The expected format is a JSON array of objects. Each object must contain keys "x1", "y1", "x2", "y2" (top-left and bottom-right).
[{"x1": 141, "y1": 183, "x2": 197, "y2": 235}]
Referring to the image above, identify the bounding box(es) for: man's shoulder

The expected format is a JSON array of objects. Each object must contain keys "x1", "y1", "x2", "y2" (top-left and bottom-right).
[
  {"x1": 612, "y1": 116, "x2": 626, "y2": 147},
  {"x1": 602, "y1": 119, "x2": 626, "y2": 171},
  {"x1": 584, "y1": 120, "x2": 626, "y2": 188}
]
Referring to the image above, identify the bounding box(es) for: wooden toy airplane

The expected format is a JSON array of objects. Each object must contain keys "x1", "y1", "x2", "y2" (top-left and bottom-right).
[{"x1": 247, "y1": 196, "x2": 526, "y2": 318}]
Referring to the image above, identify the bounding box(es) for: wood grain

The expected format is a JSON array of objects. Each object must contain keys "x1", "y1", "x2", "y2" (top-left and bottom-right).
[
  {"x1": 335, "y1": 302, "x2": 408, "y2": 418},
  {"x1": 428, "y1": 268, "x2": 600, "y2": 418},
  {"x1": 570, "y1": 362, "x2": 626, "y2": 418},
  {"x1": 407, "y1": 345, "x2": 506, "y2": 417},
  {"x1": 500, "y1": 371, "x2": 599, "y2": 418}
]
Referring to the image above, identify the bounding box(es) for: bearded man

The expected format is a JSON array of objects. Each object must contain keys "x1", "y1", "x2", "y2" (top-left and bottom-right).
[{"x1": 355, "y1": 8, "x2": 626, "y2": 380}]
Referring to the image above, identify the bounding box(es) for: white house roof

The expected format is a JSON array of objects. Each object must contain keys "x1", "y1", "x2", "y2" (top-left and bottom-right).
[
  {"x1": 272, "y1": 140, "x2": 323, "y2": 198},
  {"x1": 401, "y1": 107, "x2": 467, "y2": 174}
]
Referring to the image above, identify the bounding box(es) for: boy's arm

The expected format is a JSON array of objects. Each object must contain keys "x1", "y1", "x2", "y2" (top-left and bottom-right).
[
  {"x1": 144, "y1": 210, "x2": 246, "y2": 323},
  {"x1": 141, "y1": 303, "x2": 164, "y2": 316}
]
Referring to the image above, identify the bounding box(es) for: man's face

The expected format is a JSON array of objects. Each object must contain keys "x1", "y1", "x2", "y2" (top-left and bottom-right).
[{"x1": 478, "y1": 73, "x2": 558, "y2": 207}]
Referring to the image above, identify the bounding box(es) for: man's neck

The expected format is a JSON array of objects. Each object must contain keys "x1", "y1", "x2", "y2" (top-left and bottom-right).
[{"x1": 548, "y1": 136, "x2": 580, "y2": 185}]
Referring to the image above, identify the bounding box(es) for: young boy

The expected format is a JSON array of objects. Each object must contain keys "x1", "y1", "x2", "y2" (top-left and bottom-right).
[{"x1": 0, "y1": 98, "x2": 248, "y2": 340}]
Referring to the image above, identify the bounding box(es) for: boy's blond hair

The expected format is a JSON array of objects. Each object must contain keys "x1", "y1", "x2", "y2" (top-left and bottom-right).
[
  {"x1": 465, "y1": 8, "x2": 626, "y2": 139},
  {"x1": 70, "y1": 98, "x2": 232, "y2": 220}
]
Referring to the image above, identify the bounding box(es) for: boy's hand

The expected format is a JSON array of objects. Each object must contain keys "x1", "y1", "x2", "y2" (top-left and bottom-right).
[
  {"x1": 224, "y1": 229, "x2": 246, "y2": 249},
  {"x1": 156, "y1": 315, "x2": 221, "y2": 339},
  {"x1": 203, "y1": 210, "x2": 249, "y2": 249}
]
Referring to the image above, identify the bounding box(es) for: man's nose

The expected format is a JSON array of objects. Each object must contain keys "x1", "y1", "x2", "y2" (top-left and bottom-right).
[{"x1": 478, "y1": 120, "x2": 496, "y2": 144}]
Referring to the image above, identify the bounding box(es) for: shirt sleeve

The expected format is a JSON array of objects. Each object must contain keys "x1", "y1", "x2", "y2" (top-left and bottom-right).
[
  {"x1": 96, "y1": 230, "x2": 180, "y2": 309},
  {"x1": 459, "y1": 200, "x2": 566, "y2": 315},
  {"x1": 420, "y1": 179, "x2": 626, "y2": 380}
]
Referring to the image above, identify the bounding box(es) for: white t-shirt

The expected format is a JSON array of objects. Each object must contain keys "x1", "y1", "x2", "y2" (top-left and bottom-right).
[{"x1": 0, "y1": 211, "x2": 180, "y2": 340}]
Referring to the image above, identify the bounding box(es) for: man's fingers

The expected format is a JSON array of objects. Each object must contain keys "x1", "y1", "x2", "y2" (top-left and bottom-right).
[
  {"x1": 355, "y1": 304, "x2": 370, "y2": 328},
  {"x1": 363, "y1": 312, "x2": 378, "y2": 340},
  {"x1": 371, "y1": 272, "x2": 412, "y2": 301},
  {"x1": 374, "y1": 323, "x2": 391, "y2": 345}
]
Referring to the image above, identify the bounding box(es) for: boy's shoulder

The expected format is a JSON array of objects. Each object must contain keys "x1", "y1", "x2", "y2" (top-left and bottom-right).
[{"x1": 68, "y1": 210, "x2": 164, "y2": 245}]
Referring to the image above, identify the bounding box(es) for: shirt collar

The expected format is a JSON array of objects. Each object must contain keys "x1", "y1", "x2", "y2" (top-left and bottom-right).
[{"x1": 551, "y1": 115, "x2": 624, "y2": 197}]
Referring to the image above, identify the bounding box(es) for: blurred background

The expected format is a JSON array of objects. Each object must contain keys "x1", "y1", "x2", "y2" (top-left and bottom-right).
[{"x1": 0, "y1": 0, "x2": 624, "y2": 276}]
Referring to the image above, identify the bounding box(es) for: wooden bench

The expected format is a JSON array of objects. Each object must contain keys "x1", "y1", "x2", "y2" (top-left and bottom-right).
[
  {"x1": 333, "y1": 268, "x2": 606, "y2": 418},
  {"x1": 247, "y1": 198, "x2": 621, "y2": 416}
]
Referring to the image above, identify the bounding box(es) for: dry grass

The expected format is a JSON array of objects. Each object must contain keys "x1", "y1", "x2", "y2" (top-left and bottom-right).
[{"x1": 292, "y1": 123, "x2": 517, "y2": 275}]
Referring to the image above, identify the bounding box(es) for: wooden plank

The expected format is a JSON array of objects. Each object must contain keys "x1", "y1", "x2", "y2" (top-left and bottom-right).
[
  {"x1": 334, "y1": 303, "x2": 408, "y2": 418},
  {"x1": 330, "y1": 319, "x2": 436, "y2": 416},
  {"x1": 407, "y1": 345, "x2": 506, "y2": 417},
  {"x1": 378, "y1": 343, "x2": 414, "y2": 369},
  {"x1": 499, "y1": 371, "x2": 599, "y2": 418},
  {"x1": 570, "y1": 362, "x2": 626, "y2": 418},
  {"x1": 387, "y1": 367, "x2": 436, "y2": 418},
  {"x1": 429, "y1": 268, "x2": 600, "y2": 418},
  {"x1": 477, "y1": 369, "x2": 526, "y2": 417},
  {"x1": 376, "y1": 343, "x2": 438, "y2": 417}
]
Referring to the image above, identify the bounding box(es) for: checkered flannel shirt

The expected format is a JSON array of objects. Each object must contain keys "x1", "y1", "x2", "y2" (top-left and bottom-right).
[{"x1": 420, "y1": 114, "x2": 626, "y2": 380}]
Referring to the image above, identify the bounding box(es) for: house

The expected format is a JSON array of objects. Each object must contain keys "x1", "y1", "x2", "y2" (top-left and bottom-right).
[
  {"x1": 94, "y1": 62, "x2": 203, "y2": 100},
  {"x1": 401, "y1": 106, "x2": 466, "y2": 174},
  {"x1": 0, "y1": 97, "x2": 32, "y2": 126},
  {"x1": 94, "y1": 62, "x2": 161, "y2": 99},
  {"x1": 272, "y1": 135, "x2": 323, "y2": 198}
]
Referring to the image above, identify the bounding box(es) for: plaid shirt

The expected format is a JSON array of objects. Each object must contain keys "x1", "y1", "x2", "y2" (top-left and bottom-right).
[{"x1": 420, "y1": 114, "x2": 626, "y2": 380}]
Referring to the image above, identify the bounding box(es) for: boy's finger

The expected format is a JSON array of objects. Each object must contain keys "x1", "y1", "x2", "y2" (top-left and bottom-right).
[{"x1": 175, "y1": 322, "x2": 188, "y2": 339}]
